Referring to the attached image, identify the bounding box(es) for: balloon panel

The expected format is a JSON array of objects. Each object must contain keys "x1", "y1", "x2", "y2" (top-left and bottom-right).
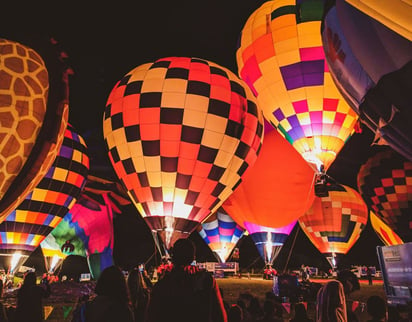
[
  {"x1": 0, "y1": 124, "x2": 89, "y2": 255},
  {"x1": 222, "y1": 125, "x2": 315, "y2": 229},
  {"x1": 370, "y1": 211, "x2": 403, "y2": 246},
  {"x1": 299, "y1": 183, "x2": 368, "y2": 254},
  {"x1": 357, "y1": 148, "x2": 412, "y2": 242},
  {"x1": 236, "y1": 0, "x2": 358, "y2": 170},
  {"x1": 103, "y1": 57, "x2": 264, "y2": 248}
]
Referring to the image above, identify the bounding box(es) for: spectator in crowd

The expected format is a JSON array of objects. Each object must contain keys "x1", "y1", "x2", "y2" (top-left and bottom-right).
[
  {"x1": 228, "y1": 304, "x2": 243, "y2": 322},
  {"x1": 14, "y1": 271, "x2": 51, "y2": 322},
  {"x1": 86, "y1": 265, "x2": 134, "y2": 322},
  {"x1": 366, "y1": 295, "x2": 387, "y2": 322},
  {"x1": 316, "y1": 280, "x2": 348, "y2": 322},
  {"x1": 127, "y1": 265, "x2": 151, "y2": 322},
  {"x1": 290, "y1": 302, "x2": 313, "y2": 322},
  {"x1": 146, "y1": 238, "x2": 227, "y2": 322}
]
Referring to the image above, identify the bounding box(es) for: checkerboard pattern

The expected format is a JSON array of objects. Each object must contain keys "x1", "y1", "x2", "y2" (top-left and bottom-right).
[
  {"x1": 358, "y1": 148, "x2": 412, "y2": 243},
  {"x1": 370, "y1": 211, "x2": 403, "y2": 246},
  {"x1": 0, "y1": 124, "x2": 89, "y2": 255},
  {"x1": 197, "y1": 208, "x2": 245, "y2": 262},
  {"x1": 298, "y1": 184, "x2": 368, "y2": 254},
  {"x1": 103, "y1": 57, "x2": 264, "y2": 243},
  {"x1": 236, "y1": 0, "x2": 358, "y2": 171}
]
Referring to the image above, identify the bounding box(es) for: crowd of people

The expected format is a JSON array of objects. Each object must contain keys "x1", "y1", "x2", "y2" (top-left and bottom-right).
[{"x1": 0, "y1": 238, "x2": 410, "y2": 321}]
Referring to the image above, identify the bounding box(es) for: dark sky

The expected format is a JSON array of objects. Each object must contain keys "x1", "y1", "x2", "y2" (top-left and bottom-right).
[{"x1": 2, "y1": 1, "x2": 384, "y2": 272}]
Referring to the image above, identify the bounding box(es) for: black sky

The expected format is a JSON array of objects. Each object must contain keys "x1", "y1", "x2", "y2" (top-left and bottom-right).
[{"x1": 2, "y1": 1, "x2": 384, "y2": 272}]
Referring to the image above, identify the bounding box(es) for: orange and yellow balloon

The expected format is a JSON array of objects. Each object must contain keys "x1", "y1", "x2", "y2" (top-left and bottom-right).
[
  {"x1": 236, "y1": 0, "x2": 359, "y2": 172},
  {"x1": 298, "y1": 183, "x2": 368, "y2": 256},
  {"x1": 370, "y1": 211, "x2": 403, "y2": 246}
]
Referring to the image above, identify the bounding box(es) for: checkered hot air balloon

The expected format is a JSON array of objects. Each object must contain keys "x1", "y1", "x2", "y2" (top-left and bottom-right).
[
  {"x1": 0, "y1": 124, "x2": 88, "y2": 274},
  {"x1": 236, "y1": 0, "x2": 359, "y2": 172},
  {"x1": 298, "y1": 183, "x2": 368, "y2": 267},
  {"x1": 103, "y1": 57, "x2": 264, "y2": 250},
  {"x1": 370, "y1": 211, "x2": 403, "y2": 246},
  {"x1": 197, "y1": 208, "x2": 245, "y2": 263},
  {"x1": 357, "y1": 147, "x2": 412, "y2": 243}
]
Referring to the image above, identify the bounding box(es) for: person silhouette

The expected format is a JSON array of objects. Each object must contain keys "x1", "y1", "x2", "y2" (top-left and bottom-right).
[
  {"x1": 86, "y1": 265, "x2": 134, "y2": 322},
  {"x1": 366, "y1": 295, "x2": 387, "y2": 322},
  {"x1": 146, "y1": 238, "x2": 227, "y2": 322},
  {"x1": 316, "y1": 280, "x2": 348, "y2": 322},
  {"x1": 127, "y1": 265, "x2": 151, "y2": 322},
  {"x1": 14, "y1": 271, "x2": 51, "y2": 322},
  {"x1": 290, "y1": 302, "x2": 313, "y2": 322}
]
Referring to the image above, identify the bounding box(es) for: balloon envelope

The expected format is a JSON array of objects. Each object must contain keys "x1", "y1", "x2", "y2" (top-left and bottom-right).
[
  {"x1": 298, "y1": 183, "x2": 368, "y2": 255},
  {"x1": 103, "y1": 57, "x2": 264, "y2": 249},
  {"x1": 0, "y1": 38, "x2": 69, "y2": 221},
  {"x1": 0, "y1": 124, "x2": 88, "y2": 272},
  {"x1": 357, "y1": 148, "x2": 412, "y2": 242},
  {"x1": 222, "y1": 124, "x2": 315, "y2": 229},
  {"x1": 321, "y1": 0, "x2": 412, "y2": 161},
  {"x1": 197, "y1": 208, "x2": 245, "y2": 263},
  {"x1": 236, "y1": 0, "x2": 358, "y2": 171}
]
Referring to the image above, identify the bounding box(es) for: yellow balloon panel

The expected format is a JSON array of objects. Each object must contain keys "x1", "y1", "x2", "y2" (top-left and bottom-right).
[
  {"x1": 370, "y1": 211, "x2": 403, "y2": 246},
  {"x1": 237, "y1": 0, "x2": 358, "y2": 171}
]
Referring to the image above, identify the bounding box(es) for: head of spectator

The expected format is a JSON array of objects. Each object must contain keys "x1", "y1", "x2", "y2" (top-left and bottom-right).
[
  {"x1": 316, "y1": 280, "x2": 347, "y2": 322},
  {"x1": 366, "y1": 295, "x2": 387, "y2": 321},
  {"x1": 171, "y1": 238, "x2": 195, "y2": 266},
  {"x1": 228, "y1": 304, "x2": 243, "y2": 322},
  {"x1": 95, "y1": 265, "x2": 129, "y2": 303}
]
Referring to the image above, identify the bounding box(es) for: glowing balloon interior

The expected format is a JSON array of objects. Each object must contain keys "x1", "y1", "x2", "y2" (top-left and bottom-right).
[
  {"x1": 299, "y1": 183, "x2": 368, "y2": 256},
  {"x1": 197, "y1": 208, "x2": 245, "y2": 263},
  {"x1": 236, "y1": 0, "x2": 358, "y2": 171},
  {"x1": 104, "y1": 57, "x2": 264, "y2": 249}
]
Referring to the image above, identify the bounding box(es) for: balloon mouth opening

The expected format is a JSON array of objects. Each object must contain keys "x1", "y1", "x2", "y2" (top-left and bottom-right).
[{"x1": 301, "y1": 150, "x2": 336, "y2": 173}]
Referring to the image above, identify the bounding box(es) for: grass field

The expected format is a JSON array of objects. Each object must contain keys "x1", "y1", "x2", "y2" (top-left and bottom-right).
[{"x1": 217, "y1": 277, "x2": 386, "y2": 322}]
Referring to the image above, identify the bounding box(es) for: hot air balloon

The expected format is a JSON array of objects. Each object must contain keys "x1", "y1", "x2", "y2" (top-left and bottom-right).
[
  {"x1": 246, "y1": 221, "x2": 296, "y2": 266},
  {"x1": 298, "y1": 183, "x2": 368, "y2": 268},
  {"x1": 357, "y1": 147, "x2": 412, "y2": 243},
  {"x1": 103, "y1": 56, "x2": 264, "y2": 251},
  {"x1": 40, "y1": 233, "x2": 67, "y2": 274},
  {"x1": 50, "y1": 175, "x2": 131, "y2": 279},
  {"x1": 370, "y1": 211, "x2": 403, "y2": 247},
  {"x1": 236, "y1": 0, "x2": 359, "y2": 172},
  {"x1": 222, "y1": 124, "x2": 315, "y2": 265},
  {"x1": 321, "y1": 0, "x2": 412, "y2": 161},
  {"x1": 0, "y1": 37, "x2": 70, "y2": 221},
  {"x1": 0, "y1": 124, "x2": 89, "y2": 274},
  {"x1": 197, "y1": 208, "x2": 245, "y2": 263}
]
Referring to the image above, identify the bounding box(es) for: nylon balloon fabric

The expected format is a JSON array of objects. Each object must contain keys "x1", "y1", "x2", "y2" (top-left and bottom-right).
[
  {"x1": 321, "y1": 0, "x2": 412, "y2": 161},
  {"x1": 357, "y1": 148, "x2": 412, "y2": 242},
  {"x1": 298, "y1": 183, "x2": 368, "y2": 254},
  {"x1": 369, "y1": 211, "x2": 403, "y2": 246},
  {"x1": 103, "y1": 57, "x2": 264, "y2": 249},
  {"x1": 236, "y1": 0, "x2": 358, "y2": 171}
]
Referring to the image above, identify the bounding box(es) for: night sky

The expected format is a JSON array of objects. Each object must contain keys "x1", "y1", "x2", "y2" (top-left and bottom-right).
[{"x1": 2, "y1": 0, "x2": 385, "y2": 273}]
